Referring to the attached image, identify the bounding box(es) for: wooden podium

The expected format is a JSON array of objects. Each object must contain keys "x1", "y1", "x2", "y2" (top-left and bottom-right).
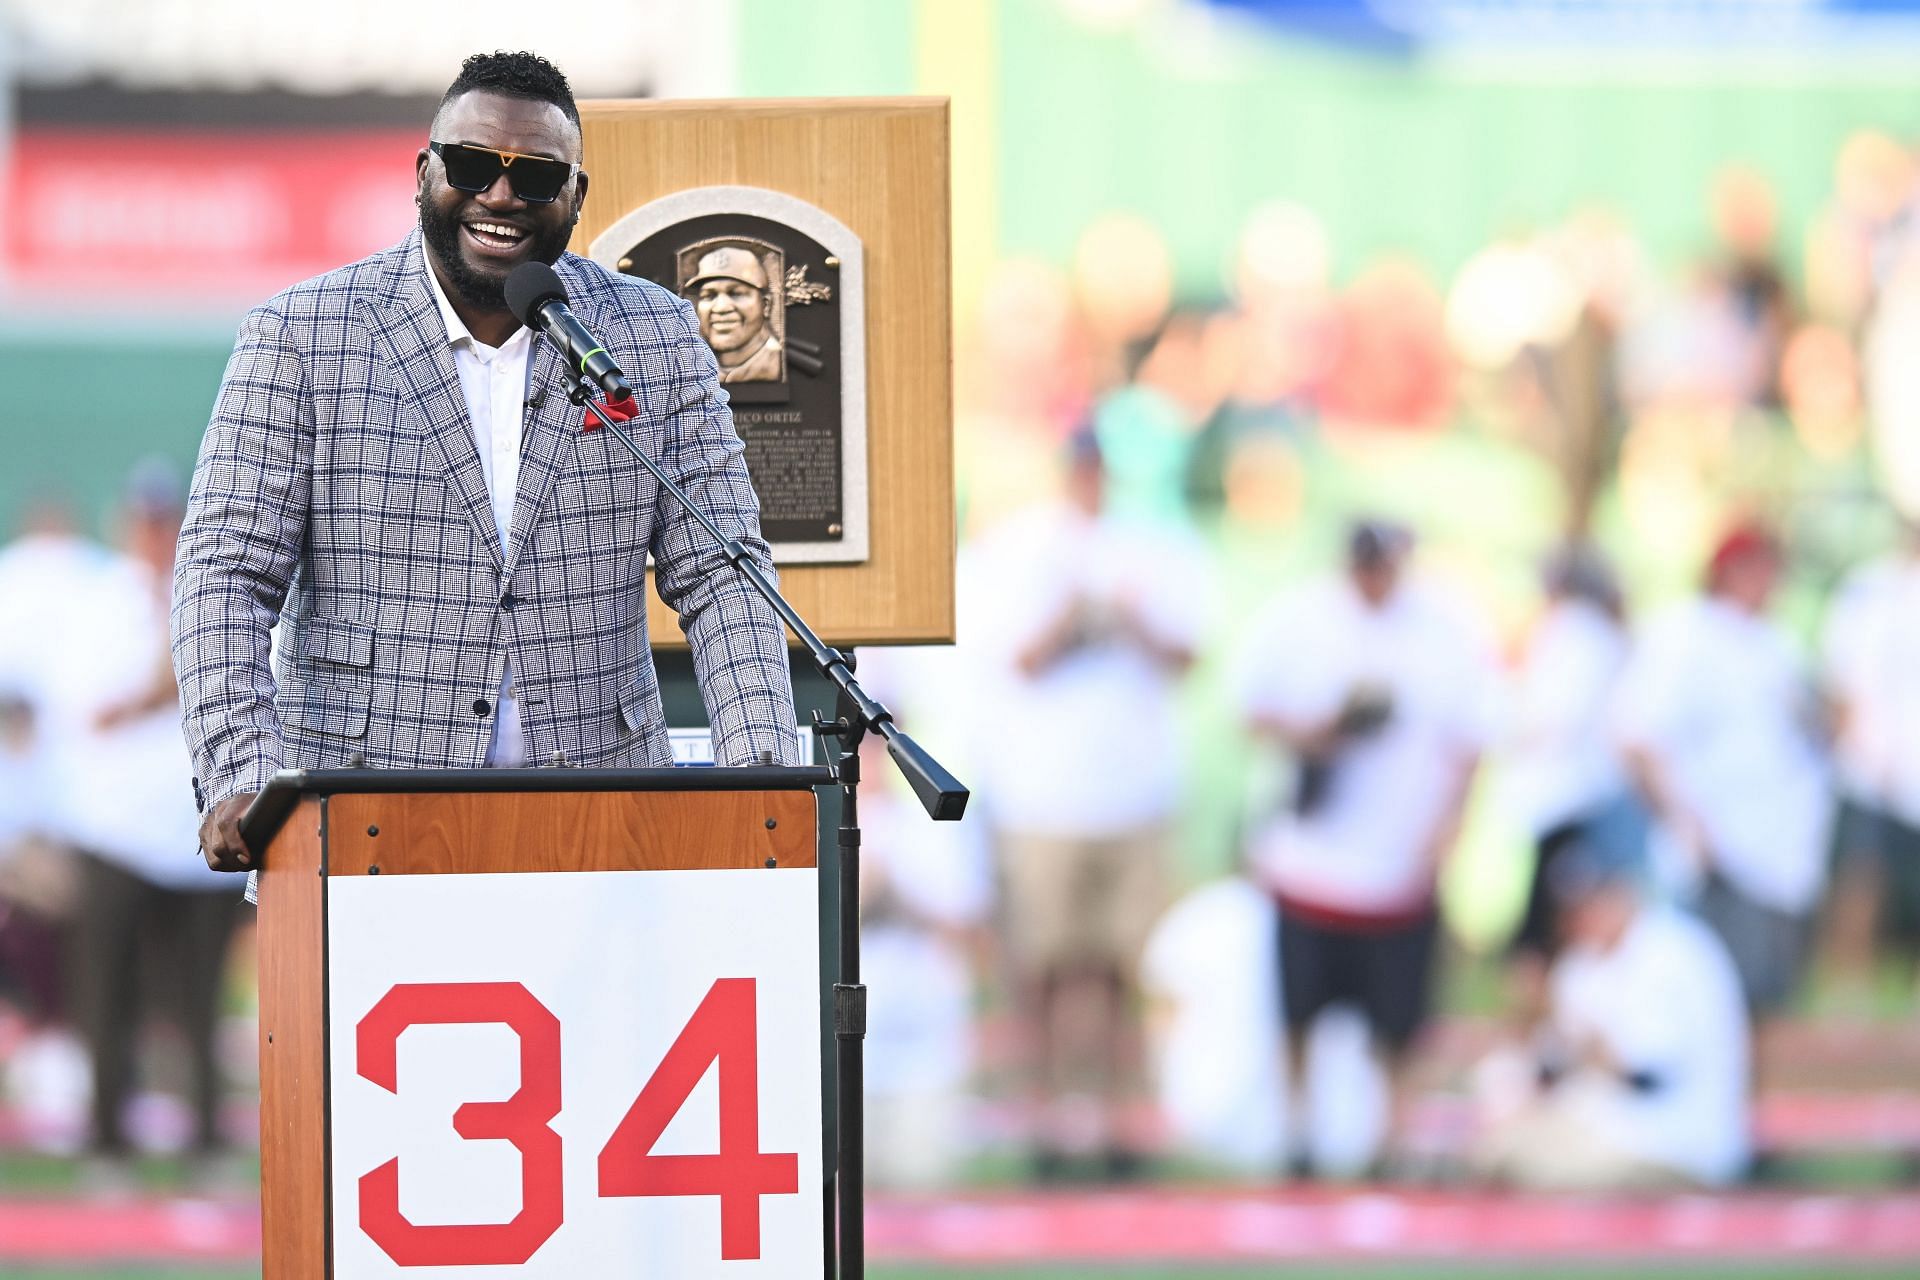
[{"x1": 247, "y1": 765, "x2": 834, "y2": 1279}]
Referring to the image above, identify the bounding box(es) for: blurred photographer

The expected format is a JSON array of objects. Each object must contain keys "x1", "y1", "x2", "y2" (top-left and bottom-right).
[{"x1": 1238, "y1": 520, "x2": 1495, "y2": 1174}]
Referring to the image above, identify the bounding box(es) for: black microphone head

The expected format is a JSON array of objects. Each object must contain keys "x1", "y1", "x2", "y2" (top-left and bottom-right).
[{"x1": 505, "y1": 261, "x2": 567, "y2": 327}]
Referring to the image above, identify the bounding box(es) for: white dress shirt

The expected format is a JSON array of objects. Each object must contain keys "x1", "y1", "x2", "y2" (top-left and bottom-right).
[{"x1": 424, "y1": 247, "x2": 531, "y2": 767}]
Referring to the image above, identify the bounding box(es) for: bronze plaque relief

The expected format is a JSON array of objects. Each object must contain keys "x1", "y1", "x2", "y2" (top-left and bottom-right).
[{"x1": 592, "y1": 188, "x2": 869, "y2": 565}]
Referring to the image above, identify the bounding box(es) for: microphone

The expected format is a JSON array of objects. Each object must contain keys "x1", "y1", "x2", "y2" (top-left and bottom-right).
[{"x1": 505, "y1": 261, "x2": 634, "y2": 403}]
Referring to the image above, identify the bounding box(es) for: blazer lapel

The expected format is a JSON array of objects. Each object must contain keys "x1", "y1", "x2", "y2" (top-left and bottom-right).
[
  {"x1": 504, "y1": 336, "x2": 580, "y2": 575},
  {"x1": 363, "y1": 236, "x2": 505, "y2": 573},
  {"x1": 503, "y1": 257, "x2": 603, "y2": 572}
]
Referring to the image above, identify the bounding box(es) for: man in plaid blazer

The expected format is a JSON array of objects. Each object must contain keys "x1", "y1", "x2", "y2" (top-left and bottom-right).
[{"x1": 174, "y1": 53, "x2": 797, "y2": 872}]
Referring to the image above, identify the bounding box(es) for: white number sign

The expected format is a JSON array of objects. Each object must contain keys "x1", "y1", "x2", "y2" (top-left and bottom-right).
[{"x1": 327, "y1": 869, "x2": 824, "y2": 1278}]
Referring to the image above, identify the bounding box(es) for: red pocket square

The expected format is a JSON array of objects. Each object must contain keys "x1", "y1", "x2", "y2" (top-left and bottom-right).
[{"x1": 584, "y1": 396, "x2": 640, "y2": 432}]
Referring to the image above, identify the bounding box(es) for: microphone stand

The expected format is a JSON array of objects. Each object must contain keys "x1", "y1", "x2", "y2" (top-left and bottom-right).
[{"x1": 558, "y1": 369, "x2": 967, "y2": 1280}]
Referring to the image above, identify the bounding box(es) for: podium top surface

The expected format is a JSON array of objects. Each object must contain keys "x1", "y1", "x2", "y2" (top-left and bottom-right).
[{"x1": 241, "y1": 765, "x2": 835, "y2": 852}]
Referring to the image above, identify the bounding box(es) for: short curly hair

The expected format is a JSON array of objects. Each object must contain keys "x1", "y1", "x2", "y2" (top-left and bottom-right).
[{"x1": 435, "y1": 50, "x2": 580, "y2": 134}]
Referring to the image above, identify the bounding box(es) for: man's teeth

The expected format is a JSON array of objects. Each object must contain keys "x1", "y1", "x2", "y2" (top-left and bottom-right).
[{"x1": 469, "y1": 222, "x2": 525, "y2": 240}]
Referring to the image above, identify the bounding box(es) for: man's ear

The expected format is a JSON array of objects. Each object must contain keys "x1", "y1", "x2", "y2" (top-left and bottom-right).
[
  {"x1": 415, "y1": 147, "x2": 432, "y2": 196},
  {"x1": 574, "y1": 171, "x2": 590, "y2": 218}
]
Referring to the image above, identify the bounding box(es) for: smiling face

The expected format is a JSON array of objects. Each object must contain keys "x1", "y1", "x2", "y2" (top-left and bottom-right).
[
  {"x1": 694, "y1": 279, "x2": 768, "y2": 355},
  {"x1": 417, "y1": 89, "x2": 587, "y2": 317}
]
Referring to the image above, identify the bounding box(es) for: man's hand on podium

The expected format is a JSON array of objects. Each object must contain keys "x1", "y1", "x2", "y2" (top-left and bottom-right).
[{"x1": 199, "y1": 793, "x2": 257, "y2": 872}]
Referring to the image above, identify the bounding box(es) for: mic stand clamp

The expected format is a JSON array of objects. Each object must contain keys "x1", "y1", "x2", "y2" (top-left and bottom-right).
[{"x1": 558, "y1": 366, "x2": 967, "y2": 1280}]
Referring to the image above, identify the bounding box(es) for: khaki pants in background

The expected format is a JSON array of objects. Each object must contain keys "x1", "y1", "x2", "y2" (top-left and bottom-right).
[{"x1": 997, "y1": 826, "x2": 1170, "y2": 977}]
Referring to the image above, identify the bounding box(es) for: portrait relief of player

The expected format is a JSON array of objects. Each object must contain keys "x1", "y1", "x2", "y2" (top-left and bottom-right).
[{"x1": 679, "y1": 239, "x2": 787, "y2": 384}]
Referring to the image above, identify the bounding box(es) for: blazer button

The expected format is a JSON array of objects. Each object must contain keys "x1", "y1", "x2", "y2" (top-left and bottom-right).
[
  {"x1": 500, "y1": 593, "x2": 520, "y2": 611},
  {"x1": 472, "y1": 698, "x2": 491, "y2": 717}
]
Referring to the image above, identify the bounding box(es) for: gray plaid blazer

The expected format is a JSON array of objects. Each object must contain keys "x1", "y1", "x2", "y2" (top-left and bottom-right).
[{"x1": 172, "y1": 231, "x2": 797, "y2": 809}]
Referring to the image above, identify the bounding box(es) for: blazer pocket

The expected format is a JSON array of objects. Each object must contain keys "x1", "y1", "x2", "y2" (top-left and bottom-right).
[
  {"x1": 616, "y1": 682, "x2": 654, "y2": 736},
  {"x1": 288, "y1": 685, "x2": 371, "y2": 739},
  {"x1": 303, "y1": 617, "x2": 375, "y2": 668}
]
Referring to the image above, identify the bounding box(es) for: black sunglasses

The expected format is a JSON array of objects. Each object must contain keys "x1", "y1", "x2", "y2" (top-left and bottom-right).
[{"x1": 429, "y1": 141, "x2": 579, "y2": 204}]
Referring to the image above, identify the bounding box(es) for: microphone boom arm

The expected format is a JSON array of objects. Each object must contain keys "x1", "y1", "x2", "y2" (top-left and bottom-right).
[{"x1": 560, "y1": 371, "x2": 968, "y2": 821}]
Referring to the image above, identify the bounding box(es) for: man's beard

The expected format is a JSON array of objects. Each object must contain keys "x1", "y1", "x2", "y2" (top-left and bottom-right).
[{"x1": 419, "y1": 199, "x2": 573, "y2": 311}]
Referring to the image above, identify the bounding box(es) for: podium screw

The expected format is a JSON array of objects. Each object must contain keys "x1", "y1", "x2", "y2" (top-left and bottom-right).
[
  {"x1": 765, "y1": 857, "x2": 777, "y2": 868},
  {"x1": 765, "y1": 818, "x2": 777, "y2": 829},
  {"x1": 366, "y1": 825, "x2": 379, "y2": 837}
]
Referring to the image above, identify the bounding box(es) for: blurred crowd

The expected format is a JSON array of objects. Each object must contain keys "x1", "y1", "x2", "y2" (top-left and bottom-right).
[
  {"x1": 4, "y1": 127, "x2": 1920, "y2": 1200},
  {"x1": 0, "y1": 463, "x2": 245, "y2": 1189},
  {"x1": 853, "y1": 127, "x2": 1920, "y2": 1191}
]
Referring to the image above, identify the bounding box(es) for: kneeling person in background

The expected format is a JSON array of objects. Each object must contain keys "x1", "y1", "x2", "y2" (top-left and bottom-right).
[{"x1": 1474, "y1": 839, "x2": 1750, "y2": 1190}]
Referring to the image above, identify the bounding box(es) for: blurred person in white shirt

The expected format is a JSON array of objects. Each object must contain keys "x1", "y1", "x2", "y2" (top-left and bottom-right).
[
  {"x1": 0, "y1": 501, "x2": 111, "y2": 1152},
  {"x1": 971, "y1": 429, "x2": 1210, "y2": 1179},
  {"x1": 1238, "y1": 520, "x2": 1496, "y2": 1174},
  {"x1": 0, "y1": 691, "x2": 67, "y2": 1031},
  {"x1": 0, "y1": 687, "x2": 93, "y2": 1154},
  {"x1": 1140, "y1": 876, "x2": 1286, "y2": 1174},
  {"x1": 1475, "y1": 837, "x2": 1750, "y2": 1190},
  {"x1": 1500, "y1": 543, "x2": 1646, "y2": 1019},
  {"x1": 1820, "y1": 519, "x2": 1920, "y2": 1001},
  {"x1": 1617, "y1": 524, "x2": 1831, "y2": 1066},
  {"x1": 55, "y1": 463, "x2": 241, "y2": 1173}
]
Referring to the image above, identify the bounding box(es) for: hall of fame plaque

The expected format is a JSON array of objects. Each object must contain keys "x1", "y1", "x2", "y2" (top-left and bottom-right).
[{"x1": 591, "y1": 187, "x2": 868, "y2": 565}]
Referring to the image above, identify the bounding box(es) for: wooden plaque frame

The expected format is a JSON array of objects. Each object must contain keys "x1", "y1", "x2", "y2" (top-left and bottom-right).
[{"x1": 573, "y1": 97, "x2": 955, "y2": 647}]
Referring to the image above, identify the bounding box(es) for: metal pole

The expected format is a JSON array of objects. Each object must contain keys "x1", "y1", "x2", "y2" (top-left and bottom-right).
[{"x1": 833, "y1": 740, "x2": 866, "y2": 1278}]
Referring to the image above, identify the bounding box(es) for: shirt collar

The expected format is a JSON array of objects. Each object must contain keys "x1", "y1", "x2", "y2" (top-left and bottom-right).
[{"x1": 420, "y1": 240, "x2": 531, "y2": 356}]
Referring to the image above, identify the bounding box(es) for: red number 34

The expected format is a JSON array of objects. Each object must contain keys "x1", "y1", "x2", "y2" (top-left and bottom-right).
[{"x1": 354, "y1": 978, "x2": 800, "y2": 1267}]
